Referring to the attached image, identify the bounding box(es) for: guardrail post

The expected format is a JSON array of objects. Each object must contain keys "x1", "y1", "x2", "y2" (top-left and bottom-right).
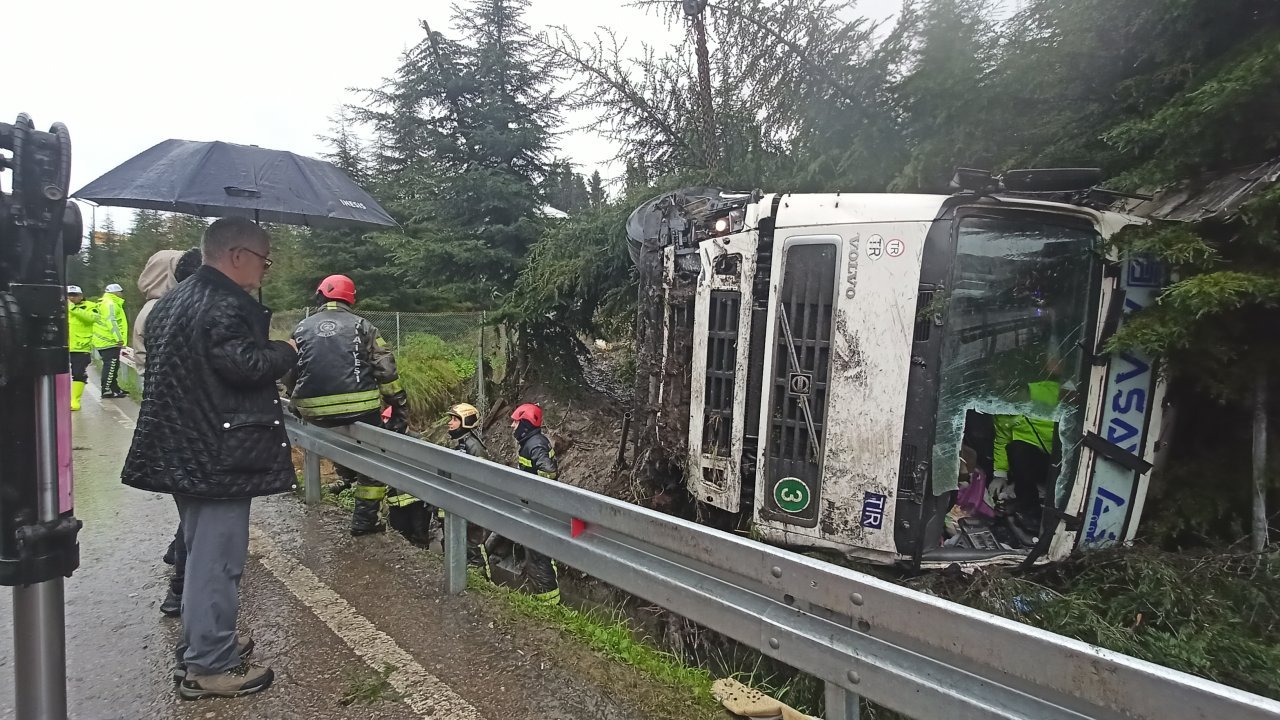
[
  {"x1": 825, "y1": 683, "x2": 861, "y2": 720},
  {"x1": 443, "y1": 511, "x2": 468, "y2": 594},
  {"x1": 303, "y1": 449, "x2": 321, "y2": 505}
]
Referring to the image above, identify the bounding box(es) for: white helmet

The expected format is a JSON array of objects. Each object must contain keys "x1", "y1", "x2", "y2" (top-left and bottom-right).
[
  {"x1": 105, "y1": 283, "x2": 123, "y2": 293},
  {"x1": 67, "y1": 285, "x2": 83, "y2": 294}
]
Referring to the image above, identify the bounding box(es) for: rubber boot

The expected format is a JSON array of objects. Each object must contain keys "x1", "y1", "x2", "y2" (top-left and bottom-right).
[
  {"x1": 387, "y1": 502, "x2": 432, "y2": 547},
  {"x1": 350, "y1": 498, "x2": 385, "y2": 536},
  {"x1": 467, "y1": 524, "x2": 490, "y2": 571},
  {"x1": 70, "y1": 380, "x2": 85, "y2": 411},
  {"x1": 524, "y1": 550, "x2": 560, "y2": 604}
]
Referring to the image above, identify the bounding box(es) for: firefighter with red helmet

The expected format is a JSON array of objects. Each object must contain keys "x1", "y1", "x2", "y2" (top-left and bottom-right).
[
  {"x1": 507, "y1": 402, "x2": 560, "y2": 602},
  {"x1": 286, "y1": 275, "x2": 428, "y2": 543}
]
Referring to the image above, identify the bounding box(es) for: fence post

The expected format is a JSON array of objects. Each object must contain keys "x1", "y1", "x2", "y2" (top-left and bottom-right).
[
  {"x1": 443, "y1": 511, "x2": 468, "y2": 594},
  {"x1": 476, "y1": 312, "x2": 488, "y2": 411},
  {"x1": 303, "y1": 450, "x2": 321, "y2": 505},
  {"x1": 395, "y1": 312, "x2": 402, "y2": 351}
]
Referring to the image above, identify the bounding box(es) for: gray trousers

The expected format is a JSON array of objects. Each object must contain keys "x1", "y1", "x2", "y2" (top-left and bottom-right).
[{"x1": 174, "y1": 495, "x2": 251, "y2": 675}]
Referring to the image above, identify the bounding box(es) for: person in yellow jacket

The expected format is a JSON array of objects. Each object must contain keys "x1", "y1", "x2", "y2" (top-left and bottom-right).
[
  {"x1": 93, "y1": 282, "x2": 129, "y2": 398},
  {"x1": 992, "y1": 380, "x2": 1060, "y2": 538},
  {"x1": 66, "y1": 285, "x2": 99, "y2": 411}
]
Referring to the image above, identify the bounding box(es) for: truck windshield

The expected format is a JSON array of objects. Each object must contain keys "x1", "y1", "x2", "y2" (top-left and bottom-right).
[{"x1": 931, "y1": 213, "x2": 1100, "y2": 508}]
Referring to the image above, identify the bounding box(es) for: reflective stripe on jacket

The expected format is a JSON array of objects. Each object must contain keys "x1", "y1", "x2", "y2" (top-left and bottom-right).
[
  {"x1": 288, "y1": 302, "x2": 402, "y2": 423},
  {"x1": 517, "y1": 430, "x2": 558, "y2": 480},
  {"x1": 92, "y1": 293, "x2": 127, "y2": 349}
]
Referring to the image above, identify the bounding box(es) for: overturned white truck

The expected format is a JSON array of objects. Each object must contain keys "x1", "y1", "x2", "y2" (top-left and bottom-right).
[{"x1": 627, "y1": 169, "x2": 1168, "y2": 568}]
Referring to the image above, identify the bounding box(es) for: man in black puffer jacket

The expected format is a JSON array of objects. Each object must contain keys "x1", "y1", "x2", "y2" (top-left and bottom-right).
[{"x1": 122, "y1": 217, "x2": 296, "y2": 701}]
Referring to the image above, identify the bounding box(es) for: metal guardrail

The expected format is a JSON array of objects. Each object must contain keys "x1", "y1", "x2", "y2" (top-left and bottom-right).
[{"x1": 287, "y1": 417, "x2": 1280, "y2": 720}]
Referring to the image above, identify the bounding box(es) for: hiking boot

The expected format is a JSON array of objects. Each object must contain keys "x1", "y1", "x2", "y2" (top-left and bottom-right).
[
  {"x1": 350, "y1": 523, "x2": 385, "y2": 537},
  {"x1": 160, "y1": 588, "x2": 182, "y2": 617},
  {"x1": 173, "y1": 634, "x2": 254, "y2": 682},
  {"x1": 178, "y1": 662, "x2": 274, "y2": 700}
]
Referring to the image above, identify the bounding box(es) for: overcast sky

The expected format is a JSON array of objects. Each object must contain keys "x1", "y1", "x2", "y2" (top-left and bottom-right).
[{"x1": 6, "y1": 0, "x2": 906, "y2": 229}]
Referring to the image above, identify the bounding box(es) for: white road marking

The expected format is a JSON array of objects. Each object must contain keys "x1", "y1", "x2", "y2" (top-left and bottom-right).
[{"x1": 249, "y1": 527, "x2": 483, "y2": 719}]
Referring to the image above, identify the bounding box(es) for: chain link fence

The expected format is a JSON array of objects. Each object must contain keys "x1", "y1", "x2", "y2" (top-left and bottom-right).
[{"x1": 272, "y1": 308, "x2": 506, "y2": 420}]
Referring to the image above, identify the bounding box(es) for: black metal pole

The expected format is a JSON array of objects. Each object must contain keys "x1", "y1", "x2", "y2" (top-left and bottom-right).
[
  {"x1": 1, "y1": 114, "x2": 82, "y2": 720},
  {"x1": 13, "y1": 374, "x2": 69, "y2": 719}
]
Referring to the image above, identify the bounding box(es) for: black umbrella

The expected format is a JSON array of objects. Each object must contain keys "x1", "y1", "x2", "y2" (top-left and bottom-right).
[{"x1": 72, "y1": 139, "x2": 396, "y2": 230}]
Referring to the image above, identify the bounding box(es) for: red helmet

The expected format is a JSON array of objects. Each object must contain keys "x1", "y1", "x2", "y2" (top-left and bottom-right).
[
  {"x1": 317, "y1": 274, "x2": 356, "y2": 304},
  {"x1": 511, "y1": 403, "x2": 543, "y2": 428}
]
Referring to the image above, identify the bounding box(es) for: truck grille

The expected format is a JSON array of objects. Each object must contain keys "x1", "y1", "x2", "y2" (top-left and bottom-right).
[
  {"x1": 763, "y1": 243, "x2": 837, "y2": 526},
  {"x1": 702, "y1": 291, "x2": 740, "y2": 456}
]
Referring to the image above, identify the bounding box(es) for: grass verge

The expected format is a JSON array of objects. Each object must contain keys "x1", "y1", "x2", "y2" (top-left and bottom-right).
[
  {"x1": 466, "y1": 569, "x2": 721, "y2": 714},
  {"x1": 914, "y1": 547, "x2": 1280, "y2": 701}
]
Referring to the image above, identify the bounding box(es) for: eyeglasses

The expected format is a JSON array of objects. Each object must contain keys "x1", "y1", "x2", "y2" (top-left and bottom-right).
[{"x1": 234, "y1": 246, "x2": 273, "y2": 268}]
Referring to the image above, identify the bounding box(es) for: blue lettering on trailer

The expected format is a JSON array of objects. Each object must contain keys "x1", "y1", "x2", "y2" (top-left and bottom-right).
[{"x1": 1082, "y1": 255, "x2": 1162, "y2": 548}]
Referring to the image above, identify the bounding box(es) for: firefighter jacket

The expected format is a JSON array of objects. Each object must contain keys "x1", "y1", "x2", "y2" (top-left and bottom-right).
[
  {"x1": 68, "y1": 300, "x2": 99, "y2": 354},
  {"x1": 516, "y1": 428, "x2": 557, "y2": 480},
  {"x1": 287, "y1": 301, "x2": 406, "y2": 424},
  {"x1": 452, "y1": 429, "x2": 489, "y2": 460},
  {"x1": 92, "y1": 293, "x2": 128, "y2": 349}
]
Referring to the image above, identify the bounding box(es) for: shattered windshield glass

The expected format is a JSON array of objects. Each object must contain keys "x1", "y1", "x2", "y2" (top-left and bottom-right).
[{"x1": 932, "y1": 214, "x2": 1099, "y2": 502}]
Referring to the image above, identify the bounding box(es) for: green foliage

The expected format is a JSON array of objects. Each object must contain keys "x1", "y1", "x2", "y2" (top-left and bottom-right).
[
  {"x1": 70, "y1": 211, "x2": 207, "y2": 324},
  {"x1": 329, "y1": 485, "x2": 356, "y2": 512},
  {"x1": 1107, "y1": 223, "x2": 1218, "y2": 270},
  {"x1": 350, "y1": 0, "x2": 566, "y2": 309},
  {"x1": 496, "y1": 190, "x2": 645, "y2": 381},
  {"x1": 890, "y1": 0, "x2": 1001, "y2": 191},
  {"x1": 395, "y1": 333, "x2": 479, "y2": 423},
  {"x1": 543, "y1": 160, "x2": 593, "y2": 214},
  {"x1": 588, "y1": 170, "x2": 607, "y2": 208},
  {"x1": 518, "y1": 0, "x2": 1280, "y2": 379},
  {"x1": 924, "y1": 548, "x2": 1280, "y2": 699},
  {"x1": 468, "y1": 570, "x2": 721, "y2": 712},
  {"x1": 1108, "y1": 214, "x2": 1280, "y2": 401},
  {"x1": 1239, "y1": 180, "x2": 1280, "y2": 239},
  {"x1": 1105, "y1": 30, "x2": 1280, "y2": 188},
  {"x1": 1136, "y1": 402, "x2": 1280, "y2": 548}
]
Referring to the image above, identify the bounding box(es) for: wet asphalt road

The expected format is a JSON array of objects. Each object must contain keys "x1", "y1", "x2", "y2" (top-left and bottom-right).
[{"x1": 0, "y1": 375, "x2": 710, "y2": 720}]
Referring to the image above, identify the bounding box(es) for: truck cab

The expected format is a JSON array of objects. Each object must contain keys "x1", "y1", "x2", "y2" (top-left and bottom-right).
[{"x1": 628, "y1": 171, "x2": 1166, "y2": 567}]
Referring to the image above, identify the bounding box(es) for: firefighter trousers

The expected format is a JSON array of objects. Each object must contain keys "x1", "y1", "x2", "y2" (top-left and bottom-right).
[{"x1": 340, "y1": 463, "x2": 432, "y2": 545}]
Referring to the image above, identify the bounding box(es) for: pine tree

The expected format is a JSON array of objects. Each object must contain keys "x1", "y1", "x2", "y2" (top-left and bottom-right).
[
  {"x1": 358, "y1": 0, "x2": 564, "y2": 308},
  {"x1": 891, "y1": 0, "x2": 1000, "y2": 191},
  {"x1": 588, "y1": 170, "x2": 606, "y2": 208},
  {"x1": 318, "y1": 108, "x2": 369, "y2": 186},
  {"x1": 624, "y1": 156, "x2": 649, "y2": 193}
]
